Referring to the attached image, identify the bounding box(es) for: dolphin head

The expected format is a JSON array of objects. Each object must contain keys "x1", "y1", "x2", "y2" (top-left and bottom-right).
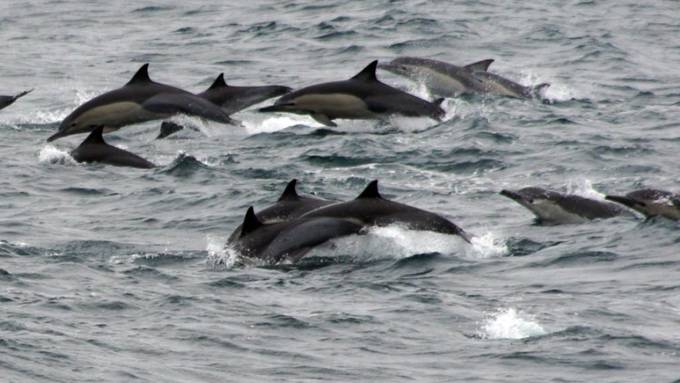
[
  {"x1": 378, "y1": 58, "x2": 421, "y2": 77},
  {"x1": 500, "y1": 187, "x2": 562, "y2": 207},
  {"x1": 606, "y1": 189, "x2": 680, "y2": 220},
  {"x1": 500, "y1": 187, "x2": 578, "y2": 223}
]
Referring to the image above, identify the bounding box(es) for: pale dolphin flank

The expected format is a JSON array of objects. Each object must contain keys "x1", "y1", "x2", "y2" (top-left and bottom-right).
[
  {"x1": 0, "y1": 89, "x2": 33, "y2": 111},
  {"x1": 500, "y1": 187, "x2": 628, "y2": 224},
  {"x1": 259, "y1": 61, "x2": 445, "y2": 127},
  {"x1": 606, "y1": 189, "x2": 680, "y2": 221},
  {"x1": 227, "y1": 178, "x2": 335, "y2": 242},
  {"x1": 198, "y1": 73, "x2": 292, "y2": 115},
  {"x1": 47, "y1": 64, "x2": 237, "y2": 142},
  {"x1": 379, "y1": 57, "x2": 549, "y2": 98},
  {"x1": 70, "y1": 126, "x2": 155, "y2": 169}
]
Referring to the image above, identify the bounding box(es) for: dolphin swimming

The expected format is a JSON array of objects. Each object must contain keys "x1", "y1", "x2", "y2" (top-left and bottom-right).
[
  {"x1": 227, "y1": 179, "x2": 335, "y2": 242},
  {"x1": 47, "y1": 64, "x2": 236, "y2": 142},
  {"x1": 70, "y1": 126, "x2": 155, "y2": 169},
  {"x1": 199, "y1": 73, "x2": 291, "y2": 115},
  {"x1": 606, "y1": 189, "x2": 680, "y2": 221},
  {"x1": 227, "y1": 179, "x2": 470, "y2": 264},
  {"x1": 259, "y1": 61, "x2": 445, "y2": 127},
  {"x1": 500, "y1": 187, "x2": 628, "y2": 224},
  {"x1": 0, "y1": 89, "x2": 33, "y2": 111},
  {"x1": 299, "y1": 180, "x2": 470, "y2": 242},
  {"x1": 379, "y1": 57, "x2": 549, "y2": 99}
]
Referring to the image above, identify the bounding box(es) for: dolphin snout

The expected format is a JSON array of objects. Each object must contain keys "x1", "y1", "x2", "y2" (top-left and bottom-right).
[{"x1": 500, "y1": 189, "x2": 522, "y2": 202}]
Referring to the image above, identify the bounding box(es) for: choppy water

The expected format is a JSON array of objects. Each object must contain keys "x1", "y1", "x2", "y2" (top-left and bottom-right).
[{"x1": 2, "y1": 1, "x2": 680, "y2": 382}]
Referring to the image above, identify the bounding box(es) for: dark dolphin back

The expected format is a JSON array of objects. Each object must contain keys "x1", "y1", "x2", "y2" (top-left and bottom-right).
[
  {"x1": 556, "y1": 195, "x2": 627, "y2": 219},
  {"x1": 70, "y1": 126, "x2": 155, "y2": 169}
]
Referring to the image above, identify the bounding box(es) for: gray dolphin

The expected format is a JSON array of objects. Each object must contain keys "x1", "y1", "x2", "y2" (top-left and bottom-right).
[
  {"x1": 259, "y1": 61, "x2": 445, "y2": 127},
  {"x1": 230, "y1": 207, "x2": 363, "y2": 263},
  {"x1": 500, "y1": 187, "x2": 628, "y2": 224},
  {"x1": 0, "y1": 89, "x2": 33, "y2": 111},
  {"x1": 70, "y1": 126, "x2": 155, "y2": 169},
  {"x1": 379, "y1": 57, "x2": 549, "y2": 99},
  {"x1": 47, "y1": 64, "x2": 236, "y2": 142},
  {"x1": 199, "y1": 73, "x2": 292, "y2": 115},
  {"x1": 606, "y1": 189, "x2": 680, "y2": 220},
  {"x1": 227, "y1": 179, "x2": 335, "y2": 242},
  {"x1": 300, "y1": 180, "x2": 470, "y2": 242}
]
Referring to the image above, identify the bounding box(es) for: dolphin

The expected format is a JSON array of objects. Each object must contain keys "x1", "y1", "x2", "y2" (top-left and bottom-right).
[
  {"x1": 500, "y1": 187, "x2": 628, "y2": 224},
  {"x1": 0, "y1": 89, "x2": 33, "y2": 111},
  {"x1": 379, "y1": 57, "x2": 549, "y2": 99},
  {"x1": 606, "y1": 189, "x2": 680, "y2": 220},
  {"x1": 227, "y1": 179, "x2": 335, "y2": 242},
  {"x1": 300, "y1": 180, "x2": 470, "y2": 242},
  {"x1": 69, "y1": 126, "x2": 155, "y2": 169},
  {"x1": 47, "y1": 64, "x2": 237, "y2": 142},
  {"x1": 156, "y1": 121, "x2": 186, "y2": 139},
  {"x1": 258, "y1": 61, "x2": 445, "y2": 127},
  {"x1": 198, "y1": 73, "x2": 291, "y2": 115},
  {"x1": 230, "y1": 206, "x2": 363, "y2": 263}
]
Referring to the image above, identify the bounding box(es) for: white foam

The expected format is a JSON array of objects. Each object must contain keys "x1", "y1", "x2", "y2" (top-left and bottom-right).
[
  {"x1": 242, "y1": 115, "x2": 322, "y2": 134},
  {"x1": 566, "y1": 178, "x2": 606, "y2": 200},
  {"x1": 38, "y1": 145, "x2": 77, "y2": 166},
  {"x1": 517, "y1": 70, "x2": 579, "y2": 102},
  {"x1": 205, "y1": 234, "x2": 239, "y2": 270},
  {"x1": 479, "y1": 307, "x2": 547, "y2": 340},
  {"x1": 467, "y1": 231, "x2": 509, "y2": 259},
  {"x1": 305, "y1": 225, "x2": 469, "y2": 262}
]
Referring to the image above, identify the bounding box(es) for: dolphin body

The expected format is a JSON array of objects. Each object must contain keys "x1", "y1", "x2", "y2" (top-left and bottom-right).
[
  {"x1": 47, "y1": 64, "x2": 236, "y2": 142},
  {"x1": 227, "y1": 180, "x2": 470, "y2": 264},
  {"x1": 199, "y1": 73, "x2": 292, "y2": 115},
  {"x1": 379, "y1": 57, "x2": 549, "y2": 99},
  {"x1": 0, "y1": 89, "x2": 32, "y2": 111},
  {"x1": 500, "y1": 187, "x2": 628, "y2": 224},
  {"x1": 227, "y1": 179, "x2": 335, "y2": 242},
  {"x1": 70, "y1": 126, "x2": 155, "y2": 169},
  {"x1": 258, "y1": 61, "x2": 445, "y2": 127},
  {"x1": 606, "y1": 189, "x2": 680, "y2": 221}
]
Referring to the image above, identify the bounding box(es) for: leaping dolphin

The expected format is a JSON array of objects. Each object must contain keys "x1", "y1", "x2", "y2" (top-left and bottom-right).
[
  {"x1": 70, "y1": 126, "x2": 155, "y2": 169},
  {"x1": 0, "y1": 89, "x2": 33, "y2": 111},
  {"x1": 47, "y1": 64, "x2": 237, "y2": 142},
  {"x1": 259, "y1": 61, "x2": 445, "y2": 127},
  {"x1": 606, "y1": 189, "x2": 680, "y2": 221},
  {"x1": 199, "y1": 73, "x2": 292, "y2": 115},
  {"x1": 379, "y1": 57, "x2": 549, "y2": 99},
  {"x1": 227, "y1": 179, "x2": 335, "y2": 242},
  {"x1": 500, "y1": 187, "x2": 628, "y2": 224}
]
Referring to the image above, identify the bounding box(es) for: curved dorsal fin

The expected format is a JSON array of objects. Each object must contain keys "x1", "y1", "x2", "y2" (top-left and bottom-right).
[
  {"x1": 208, "y1": 73, "x2": 228, "y2": 90},
  {"x1": 126, "y1": 63, "x2": 151, "y2": 85},
  {"x1": 433, "y1": 97, "x2": 445, "y2": 106},
  {"x1": 278, "y1": 179, "x2": 300, "y2": 201},
  {"x1": 240, "y1": 206, "x2": 263, "y2": 237},
  {"x1": 82, "y1": 126, "x2": 107, "y2": 145},
  {"x1": 464, "y1": 59, "x2": 494, "y2": 72},
  {"x1": 356, "y1": 180, "x2": 382, "y2": 199},
  {"x1": 351, "y1": 60, "x2": 379, "y2": 82}
]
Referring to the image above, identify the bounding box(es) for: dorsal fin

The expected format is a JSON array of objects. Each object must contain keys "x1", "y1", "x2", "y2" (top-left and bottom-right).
[
  {"x1": 433, "y1": 97, "x2": 445, "y2": 106},
  {"x1": 464, "y1": 59, "x2": 494, "y2": 72},
  {"x1": 240, "y1": 206, "x2": 263, "y2": 237},
  {"x1": 278, "y1": 179, "x2": 300, "y2": 201},
  {"x1": 207, "y1": 73, "x2": 228, "y2": 90},
  {"x1": 82, "y1": 126, "x2": 107, "y2": 145},
  {"x1": 351, "y1": 61, "x2": 379, "y2": 82},
  {"x1": 126, "y1": 63, "x2": 152, "y2": 85},
  {"x1": 356, "y1": 180, "x2": 383, "y2": 199}
]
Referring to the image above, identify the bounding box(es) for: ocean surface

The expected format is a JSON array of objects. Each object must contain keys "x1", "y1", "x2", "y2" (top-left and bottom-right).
[{"x1": 2, "y1": 1, "x2": 680, "y2": 382}]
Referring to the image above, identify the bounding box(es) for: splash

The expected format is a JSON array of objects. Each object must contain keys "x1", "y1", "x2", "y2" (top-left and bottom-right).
[
  {"x1": 478, "y1": 307, "x2": 547, "y2": 339},
  {"x1": 566, "y1": 178, "x2": 606, "y2": 200},
  {"x1": 467, "y1": 231, "x2": 509, "y2": 259},
  {"x1": 242, "y1": 115, "x2": 321, "y2": 134},
  {"x1": 205, "y1": 234, "x2": 238, "y2": 270},
  {"x1": 38, "y1": 145, "x2": 77, "y2": 165},
  {"x1": 305, "y1": 225, "x2": 470, "y2": 262}
]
